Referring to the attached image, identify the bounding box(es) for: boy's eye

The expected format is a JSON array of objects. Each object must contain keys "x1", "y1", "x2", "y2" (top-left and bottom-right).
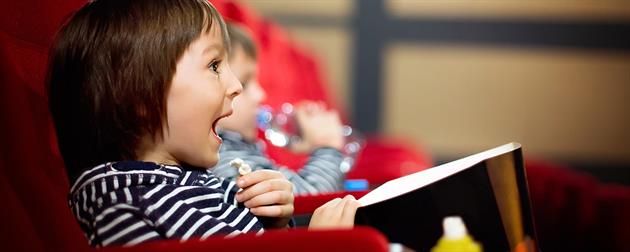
[{"x1": 208, "y1": 61, "x2": 220, "y2": 73}]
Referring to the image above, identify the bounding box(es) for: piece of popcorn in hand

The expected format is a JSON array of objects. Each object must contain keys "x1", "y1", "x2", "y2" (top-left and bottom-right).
[{"x1": 229, "y1": 158, "x2": 252, "y2": 176}]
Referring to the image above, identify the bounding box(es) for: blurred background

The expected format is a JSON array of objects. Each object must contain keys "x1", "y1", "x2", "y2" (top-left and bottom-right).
[{"x1": 243, "y1": 0, "x2": 630, "y2": 185}]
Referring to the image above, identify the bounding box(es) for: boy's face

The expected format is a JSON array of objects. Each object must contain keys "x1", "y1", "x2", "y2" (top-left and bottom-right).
[
  {"x1": 217, "y1": 45, "x2": 266, "y2": 141},
  {"x1": 140, "y1": 23, "x2": 242, "y2": 168}
]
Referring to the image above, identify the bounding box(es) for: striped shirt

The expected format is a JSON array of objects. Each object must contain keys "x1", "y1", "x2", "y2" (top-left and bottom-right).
[
  {"x1": 212, "y1": 130, "x2": 345, "y2": 195},
  {"x1": 68, "y1": 161, "x2": 264, "y2": 247}
]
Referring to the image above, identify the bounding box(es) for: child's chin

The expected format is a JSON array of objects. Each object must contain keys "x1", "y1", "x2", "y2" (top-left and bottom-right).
[
  {"x1": 205, "y1": 154, "x2": 219, "y2": 168},
  {"x1": 193, "y1": 152, "x2": 219, "y2": 169}
]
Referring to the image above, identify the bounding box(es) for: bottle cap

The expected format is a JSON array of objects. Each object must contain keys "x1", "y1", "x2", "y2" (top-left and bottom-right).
[{"x1": 443, "y1": 216, "x2": 467, "y2": 240}]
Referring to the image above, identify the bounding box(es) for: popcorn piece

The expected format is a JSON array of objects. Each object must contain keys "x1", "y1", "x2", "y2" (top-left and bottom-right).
[
  {"x1": 229, "y1": 158, "x2": 244, "y2": 169},
  {"x1": 238, "y1": 163, "x2": 252, "y2": 176},
  {"x1": 229, "y1": 158, "x2": 252, "y2": 176}
]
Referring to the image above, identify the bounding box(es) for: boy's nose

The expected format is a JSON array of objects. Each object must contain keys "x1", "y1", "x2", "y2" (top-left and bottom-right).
[{"x1": 226, "y1": 74, "x2": 243, "y2": 100}]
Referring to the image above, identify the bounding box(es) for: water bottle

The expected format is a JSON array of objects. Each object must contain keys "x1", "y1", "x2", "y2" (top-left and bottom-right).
[
  {"x1": 256, "y1": 103, "x2": 364, "y2": 173},
  {"x1": 431, "y1": 216, "x2": 482, "y2": 252}
]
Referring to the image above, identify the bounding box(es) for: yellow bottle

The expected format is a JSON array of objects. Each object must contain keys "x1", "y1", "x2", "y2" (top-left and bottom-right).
[{"x1": 431, "y1": 216, "x2": 482, "y2": 252}]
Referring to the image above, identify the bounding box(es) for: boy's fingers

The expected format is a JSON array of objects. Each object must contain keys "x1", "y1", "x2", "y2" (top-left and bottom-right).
[
  {"x1": 321, "y1": 197, "x2": 345, "y2": 219},
  {"x1": 296, "y1": 101, "x2": 314, "y2": 115},
  {"x1": 321, "y1": 195, "x2": 355, "y2": 219},
  {"x1": 333, "y1": 196, "x2": 349, "y2": 220},
  {"x1": 237, "y1": 170, "x2": 285, "y2": 188},
  {"x1": 313, "y1": 197, "x2": 341, "y2": 216},
  {"x1": 317, "y1": 101, "x2": 326, "y2": 110},
  {"x1": 310, "y1": 196, "x2": 357, "y2": 230},
  {"x1": 329, "y1": 110, "x2": 341, "y2": 120},
  {"x1": 243, "y1": 190, "x2": 293, "y2": 208},
  {"x1": 306, "y1": 102, "x2": 318, "y2": 114},
  {"x1": 250, "y1": 204, "x2": 294, "y2": 218},
  {"x1": 236, "y1": 178, "x2": 292, "y2": 202},
  {"x1": 295, "y1": 105, "x2": 306, "y2": 118},
  {"x1": 324, "y1": 197, "x2": 343, "y2": 209},
  {"x1": 313, "y1": 102, "x2": 324, "y2": 112},
  {"x1": 340, "y1": 195, "x2": 360, "y2": 227}
]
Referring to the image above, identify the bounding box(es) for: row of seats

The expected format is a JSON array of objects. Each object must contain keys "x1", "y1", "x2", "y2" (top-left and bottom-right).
[{"x1": 1, "y1": 0, "x2": 628, "y2": 251}]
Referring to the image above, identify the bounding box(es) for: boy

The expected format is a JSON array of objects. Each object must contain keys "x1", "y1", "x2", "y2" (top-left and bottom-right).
[
  {"x1": 48, "y1": 0, "x2": 358, "y2": 247},
  {"x1": 213, "y1": 23, "x2": 346, "y2": 195}
]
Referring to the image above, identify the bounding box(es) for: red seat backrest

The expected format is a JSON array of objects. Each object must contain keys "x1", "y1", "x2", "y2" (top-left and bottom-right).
[
  {"x1": 0, "y1": 32, "x2": 90, "y2": 251},
  {"x1": 0, "y1": 0, "x2": 91, "y2": 250}
]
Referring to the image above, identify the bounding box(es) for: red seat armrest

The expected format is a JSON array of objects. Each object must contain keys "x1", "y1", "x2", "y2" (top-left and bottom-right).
[{"x1": 103, "y1": 227, "x2": 389, "y2": 252}]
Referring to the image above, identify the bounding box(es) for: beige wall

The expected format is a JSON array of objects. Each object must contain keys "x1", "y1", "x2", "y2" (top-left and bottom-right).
[
  {"x1": 384, "y1": 44, "x2": 630, "y2": 163},
  {"x1": 386, "y1": 0, "x2": 630, "y2": 21},
  {"x1": 243, "y1": 0, "x2": 630, "y2": 164}
]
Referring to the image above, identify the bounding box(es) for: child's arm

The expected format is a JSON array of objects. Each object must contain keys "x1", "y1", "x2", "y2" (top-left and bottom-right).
[
  {"x1": 212, "y1": 135, "x2": 344, "y2": 195},
  {"x1": 211, "y1": 130, "x2": 343, "y2": 195},
  {"x1": 292, "y1": 101, "x2": 344, "y2": 152},
  {"x1": 283, "y1": 147, "x2": 345, "y2": 194},
  {"x1": 284, "y1": 101, "x2": 346, "y2": 194}
]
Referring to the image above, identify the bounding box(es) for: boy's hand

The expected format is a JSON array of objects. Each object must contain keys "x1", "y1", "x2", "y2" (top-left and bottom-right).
[
  {"x1": 308, "y1": 195, "x2": 360, "y2": 230},
  {"x1": 236, "y1": 170, "x2": 294, "y2": 228},
  {"x1": 293, "y1": 101, "x2": 344, "y2": 153}
]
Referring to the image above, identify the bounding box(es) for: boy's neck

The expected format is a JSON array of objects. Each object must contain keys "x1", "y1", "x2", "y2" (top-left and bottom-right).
[{"x1": 135, "y1": 134, "x2": 180, "y2": 166}]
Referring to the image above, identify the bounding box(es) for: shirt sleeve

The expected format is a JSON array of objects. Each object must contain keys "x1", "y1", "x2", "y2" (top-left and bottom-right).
[
  {"x1": 214, "y1": 138, "x2": 345, "y2": 195},
  {"x1": 89, "y1": 201, "x2": 162, "y2": 247},
  {"x1": 278, "y1": 147, "x2": 345, "y2": 195},
  {"x1": 91, "y1": 184, "x2": 265, "y2": 246}
]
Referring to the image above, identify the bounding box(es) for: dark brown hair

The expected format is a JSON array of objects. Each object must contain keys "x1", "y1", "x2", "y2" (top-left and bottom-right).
[
  {"x1": 227, "y1": 22, "x2": 257, "y2": 60},
  {"x1": 48, "y1": 0, "x2": 229, "y2": 183}
]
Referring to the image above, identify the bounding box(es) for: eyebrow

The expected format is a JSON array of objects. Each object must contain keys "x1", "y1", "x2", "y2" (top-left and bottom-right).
[{"x1": 203, "y1": 43, "x2": 225, "y2": 57}]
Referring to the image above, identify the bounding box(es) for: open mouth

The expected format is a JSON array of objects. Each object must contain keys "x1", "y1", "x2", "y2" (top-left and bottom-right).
[{"x1": 211, "y1": 111, "x2": 233, "y2": 143}]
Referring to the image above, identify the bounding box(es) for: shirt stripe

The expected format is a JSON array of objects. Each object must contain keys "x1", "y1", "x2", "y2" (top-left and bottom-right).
[{"x1": 69, "y1": 161, "x2": 264, "y2": 247}]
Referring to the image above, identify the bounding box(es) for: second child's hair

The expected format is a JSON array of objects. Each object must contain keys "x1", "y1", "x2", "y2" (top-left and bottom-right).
[
  {"x1": 226, "y1": 23, "x2": 257, "y2": 60},
  {"x1": 48, "y1": 0, "x2": 229, "y2": 183}
]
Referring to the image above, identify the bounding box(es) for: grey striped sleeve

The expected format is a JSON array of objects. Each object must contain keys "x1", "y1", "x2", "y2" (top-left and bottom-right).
[
  {"x1": 213, "y1": 143, "x2": 345, "y2": 195},
  {"x1": 285, "y1": 147, "x2": 345, "y2": 195}
]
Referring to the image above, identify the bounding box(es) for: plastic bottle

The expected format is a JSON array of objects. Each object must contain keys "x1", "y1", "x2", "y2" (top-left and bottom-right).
[
  {"x1": 431, "y1": 216, "x2": 482, "y2": 252},
  {"x1": 256, "y1": 103, "x2": 365, "y2": 173}
]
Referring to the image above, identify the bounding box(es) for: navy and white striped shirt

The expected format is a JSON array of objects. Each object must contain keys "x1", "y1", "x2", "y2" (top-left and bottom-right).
[
  {"x1": 212, "y1": 130, "x2": 346, "y2": 195},
  {"x1": 68, "y1": 161, "x2": 264, "y2": 247}
]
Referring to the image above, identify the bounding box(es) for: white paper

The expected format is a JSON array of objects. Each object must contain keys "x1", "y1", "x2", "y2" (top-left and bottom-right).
[{"x1": 358, "y1": 142, "x2": 521, "y2": 207}]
